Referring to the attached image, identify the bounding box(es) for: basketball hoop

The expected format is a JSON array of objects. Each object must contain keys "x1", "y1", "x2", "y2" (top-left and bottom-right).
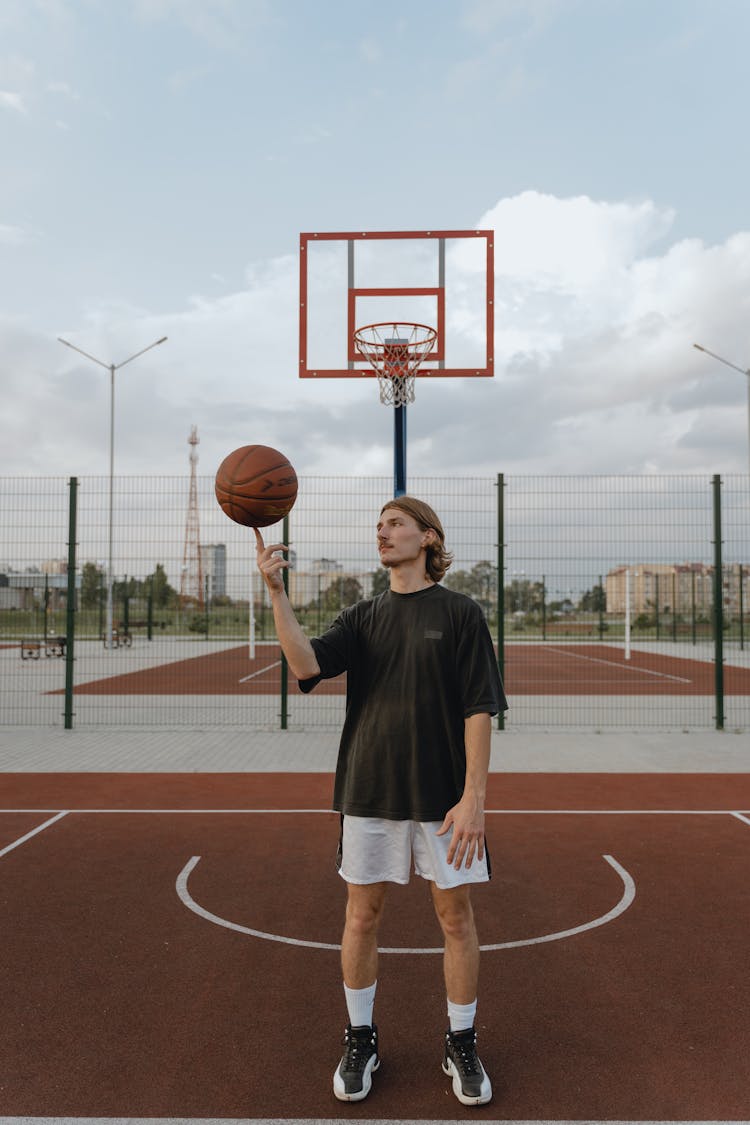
[{"x1": 353, "y1": 322, "x2": 438, "y2": 408}]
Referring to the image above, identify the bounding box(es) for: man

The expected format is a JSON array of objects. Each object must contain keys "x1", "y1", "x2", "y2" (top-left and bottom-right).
[{"x1": 255, "y1": 496, "x2": 506, "y2": 1106}]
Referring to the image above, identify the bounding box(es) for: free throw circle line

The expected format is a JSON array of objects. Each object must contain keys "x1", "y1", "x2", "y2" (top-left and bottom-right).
[{"x1": 176, "y1": 853, "x2": 635, "y2": 954}]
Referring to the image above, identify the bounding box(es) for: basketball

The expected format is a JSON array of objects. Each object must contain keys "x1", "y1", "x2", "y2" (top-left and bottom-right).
[{"x1": 214, "y1": 444, "x2": 298, "y2": 528}]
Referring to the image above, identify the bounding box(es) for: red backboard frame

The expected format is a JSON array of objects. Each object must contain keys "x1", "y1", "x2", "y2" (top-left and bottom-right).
[{"x1": 299, "y1": 229, "x2": 494, "y2": 379}]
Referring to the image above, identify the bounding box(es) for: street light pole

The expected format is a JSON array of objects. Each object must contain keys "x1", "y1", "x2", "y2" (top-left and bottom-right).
[
  {"x1": 57, "y1": 334, "x2": 168, "y2": 649},
  {"x1": 693, "y1": 343, "x2": 750, "y2": 476}
]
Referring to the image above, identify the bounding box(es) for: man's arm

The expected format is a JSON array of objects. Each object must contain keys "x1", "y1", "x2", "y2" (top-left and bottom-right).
[
  {"x1": 254, "y1": 529, "x2": 320, "y2": 681},
  {"x1": 436, "y1": 711, "x2": 491, "y2": 869}
]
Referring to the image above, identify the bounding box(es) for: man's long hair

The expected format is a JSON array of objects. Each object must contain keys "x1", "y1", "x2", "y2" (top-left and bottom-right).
[{"x1": 380, "y1": 496, "x2": 453, "y2": 583}]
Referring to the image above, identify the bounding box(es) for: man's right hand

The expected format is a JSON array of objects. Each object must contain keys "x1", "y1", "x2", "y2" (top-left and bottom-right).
[
  {"x1": 253, "y1": 528, "x2": 321, "y2": 681},
  {"x1": 254, "y1": 528, "x2": 289, "y2": 594}
]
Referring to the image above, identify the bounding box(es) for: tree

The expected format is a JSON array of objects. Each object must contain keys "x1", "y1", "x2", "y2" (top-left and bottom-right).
[
  {"x1": 446, "y1": 561, "x2": 497, "y2": 600},
  {"x1": 579, "y1": 584, "x2": 605, "y2": 612},
  {"x1": 321, "y1": 576, "x2": 363, "y2": 611},
  {"x1": 341, "y1": 577, "x2": 363, "y2": 607},
  {"x1": 504, "y1": 577, "x2": 544, "y2": 614},
  {"x1": 370, "y1": 567, "x2": 390, "y2": 596},
  {"x1": 148, "y1": 563, "x2": 177, "y2": 608},
  {"x1": 80, "y1": 562, "x2": 103, "y2": 608}
]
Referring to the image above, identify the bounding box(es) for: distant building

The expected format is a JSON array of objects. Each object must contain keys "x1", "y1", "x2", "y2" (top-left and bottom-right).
[
  {"x1": 605, "y1": 562, "x2": 749, "y2": 615},
  {"x1": 288, "y1": 566, "x2": 341, "y2": 608},
  {"x1": 0, "y1": 568, "x2": 80, "y2": 610},
  {"x1": 41, "y1": 559, "x2": 68, "y2": 575},
  {"x1": 200, "y1": 544, "x2": 227, "y2": 599},
  {"x1": 287, "y1": 564, "x2": 374, "y2": 608}
]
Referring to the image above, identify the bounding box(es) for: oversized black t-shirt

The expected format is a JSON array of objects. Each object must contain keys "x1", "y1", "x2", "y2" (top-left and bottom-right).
[{"x1": 299, "y1": 584, "x2": 507, "y2": 821}]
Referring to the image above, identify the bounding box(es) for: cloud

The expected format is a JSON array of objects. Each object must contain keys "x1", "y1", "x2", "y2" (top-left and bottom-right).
[
  {"x1": 2, "y1": 190, "x2": 749, "y2": 482},
  {"x1": 461, "y1": 0, "x2": 567, "y2": 36},
  {"x1": 358, "y1": 38, "x2": 382, "y2": 64},
  {"x1": 45, "y1": 79, "x2": 80, "y2": 99},
  {"x1": 0, "y1": 89, "x2": 27, "y2": 113},
  {"x1": 130, "y1": 0, "x2": 271, "y2": 50},
  {"x1": 0, "y1": 223, "x2": 29, "y2": 245}
]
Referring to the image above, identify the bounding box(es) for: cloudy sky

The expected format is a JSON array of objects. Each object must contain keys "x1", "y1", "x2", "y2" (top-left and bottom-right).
[{"x1": 2, "y1": 0, "x2": 750, "y2": 483}]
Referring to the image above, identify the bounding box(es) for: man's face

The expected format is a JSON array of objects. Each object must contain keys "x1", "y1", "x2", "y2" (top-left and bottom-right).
[{"x1": 376, "y1": 508, "x2": 432, "y2": 568}]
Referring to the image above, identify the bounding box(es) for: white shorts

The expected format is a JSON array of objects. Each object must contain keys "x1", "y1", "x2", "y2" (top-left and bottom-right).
[{"x1": 337, "y1": 815, "x2": 491, "y2": 890}]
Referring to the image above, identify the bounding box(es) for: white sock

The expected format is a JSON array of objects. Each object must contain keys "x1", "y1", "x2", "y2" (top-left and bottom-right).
[
  {"x1": 447, "y1": 998, "x2": 477, "y2": 1032},
  {"x1": 344, "y1": 981, "x2": 377, "y2": 1028}
]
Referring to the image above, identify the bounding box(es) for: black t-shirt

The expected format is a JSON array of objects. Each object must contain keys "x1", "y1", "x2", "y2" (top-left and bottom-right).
[{"x1": 299, "y1": 584, "x2": 507, "y2": 821}]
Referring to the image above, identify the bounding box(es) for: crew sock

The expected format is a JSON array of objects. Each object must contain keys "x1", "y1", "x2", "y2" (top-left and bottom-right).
[
  {"x1": 344, "y1": 981, "x2": 377, "y2": 1028},
  {"x1": 447, "y1": 998, "x2": 477, "y2": 1032}
]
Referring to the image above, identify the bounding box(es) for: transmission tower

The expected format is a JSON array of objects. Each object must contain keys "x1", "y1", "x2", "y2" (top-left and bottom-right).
[{"x1": 180, "y1": 425, "x2": 204, "y2": 609}]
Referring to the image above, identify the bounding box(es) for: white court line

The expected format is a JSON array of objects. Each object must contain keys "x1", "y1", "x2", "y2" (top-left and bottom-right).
[
  {"x1": 731, "y1": 811, "x2": 750, "y2": 827},
  {"x1": 238, "y1": 660, "x2": 281, "y2": 684},
  {"x1": 176, "y1": 853, "x2": 634, "y2": 954},
  {"x1": 0, "y1": 1117, "x2": 717, "y2": 1124},
  {"x1": 0, "y1": 807, "x2": 747, "y2": 815},
  {"x1": 541, "y1": 645, "x2": 693, "y2": 683},
  {"x1": 0, "y1": 811, "x2": 69, "y2": 859}
]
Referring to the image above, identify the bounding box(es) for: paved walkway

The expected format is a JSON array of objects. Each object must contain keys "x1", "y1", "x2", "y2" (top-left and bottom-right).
[{"x1": 0, "y1": 727, "x2": 746, "y2": 773}]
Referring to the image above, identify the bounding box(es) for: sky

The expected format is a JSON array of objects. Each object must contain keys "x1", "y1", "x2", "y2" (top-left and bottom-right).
[{"x1": 2, "y1": 0, "x2": 750, "y2": 485}]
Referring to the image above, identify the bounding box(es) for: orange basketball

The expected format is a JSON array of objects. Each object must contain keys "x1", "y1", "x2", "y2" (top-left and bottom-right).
[{"x1": 214, "y1": 444, "x2": 298, "y2": 528}]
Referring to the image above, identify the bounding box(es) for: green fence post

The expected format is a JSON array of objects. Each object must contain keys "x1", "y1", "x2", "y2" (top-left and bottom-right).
[
  {"x1": 598, "y1": 574, "x2": 604, "y2": 639},
  {"x1": 541, "y1": 575, "x2": 546, "y2": 641},
  {"x1": 147, "y1": 577, "x2": 153, "y2": 641},
  {"x1": 654, "y1": 573, "x2": 660, "y2": 639},
  {"x1": 739, "y1": 563, "x2": 745, "y2": 652},
  {"x1": 204, "y1": 574, "x2": 210, "y2": 638},
  {"x1": 280, "y1": 512, "x2": 289, "y2": 730},
  {"x1": 496, "y1": 473, "x2": 505, "y2": 730},
  {"x1": 712, "y1": 474, "x2": 724, "y2": 731},
  {"x1": 41, "y1": 572, "x2": 49, "y2": 645},
  {"x1": 64, "y1": 477, "x2": 78, "y2": 730}
]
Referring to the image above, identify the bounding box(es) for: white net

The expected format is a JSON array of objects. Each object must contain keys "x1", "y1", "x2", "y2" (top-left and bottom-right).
[{"x1": 353, "y1": 322, "x2": 438, "y2": 408}]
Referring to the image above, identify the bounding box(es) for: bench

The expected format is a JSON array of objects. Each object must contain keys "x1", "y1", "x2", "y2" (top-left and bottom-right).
[
  {"x1": 20, "y1": 637, "x2": 67, "y2": 659},
  {"x1": 101, "y1": 629, "x2": 132, "y2": 649}
]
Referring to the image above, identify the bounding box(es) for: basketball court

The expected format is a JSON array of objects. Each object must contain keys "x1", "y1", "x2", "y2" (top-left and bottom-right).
[
  {"x1": 1, "y1": 766, "x2": 749, "y2": 1122},
  {"x1": 47, "y1": 639, "x2": 750, "y2": 697}
]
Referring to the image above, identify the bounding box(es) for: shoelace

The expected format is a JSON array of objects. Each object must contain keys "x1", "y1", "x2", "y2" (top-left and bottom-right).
[
  {"x1": 450, "y1": 1035, "x2": 480, "y2": 1075},
  {"x1": 343, "y1": 1032, "x2": 374, "y2": 1073}
]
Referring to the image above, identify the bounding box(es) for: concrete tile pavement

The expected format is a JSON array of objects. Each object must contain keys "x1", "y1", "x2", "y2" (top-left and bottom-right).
[{"x1": 0, "y1": 727, "x2": 746, "y2": 773}]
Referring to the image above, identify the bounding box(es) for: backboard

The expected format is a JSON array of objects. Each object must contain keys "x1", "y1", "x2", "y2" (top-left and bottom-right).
[{"x1": 299, "y1": 229, "x2": 494, "y2": 379}]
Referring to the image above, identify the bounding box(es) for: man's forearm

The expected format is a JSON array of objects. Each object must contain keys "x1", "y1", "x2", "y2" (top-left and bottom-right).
[
  {"x1": 269, "y1": 587, "x2": 320, "y2": 680},
  {"x1": 463, "y1": 712, "x2": 491, "y2": 804}
]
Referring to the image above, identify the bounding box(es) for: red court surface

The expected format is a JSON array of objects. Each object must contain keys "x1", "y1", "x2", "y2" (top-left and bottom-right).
[
  {"x1": 58, "y1": 641, "x2": 750, "y2": 695},
  {"x1": 2, "y1": 772, "x2": 750, "y2": 1120}
]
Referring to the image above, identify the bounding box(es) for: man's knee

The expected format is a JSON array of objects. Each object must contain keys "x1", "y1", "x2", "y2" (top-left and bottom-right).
[
  {"x1": 431, "y1": 885, "x2": 476, "y2": 941},
  {"x1": 345, "y1": 883, "x2": 387, "y2": 937}
]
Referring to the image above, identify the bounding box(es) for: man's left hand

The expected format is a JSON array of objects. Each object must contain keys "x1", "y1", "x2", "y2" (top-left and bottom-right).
[{"x1": 436, "y1": 793, "x2": 485, "y2": 869}]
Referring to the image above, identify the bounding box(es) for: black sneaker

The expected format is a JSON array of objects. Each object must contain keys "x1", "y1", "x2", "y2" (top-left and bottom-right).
[
  {"x1": 442, "y1": 1027, "x2": 492, "y2": 1105},
  {"x1": 333, "y1": 1023, "x2": 380, "y2": 1102}
]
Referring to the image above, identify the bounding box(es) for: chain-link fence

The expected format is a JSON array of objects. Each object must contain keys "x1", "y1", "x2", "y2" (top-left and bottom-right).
[{"x1": 1, "y1": 474, "x2": 747, "y2": 730}]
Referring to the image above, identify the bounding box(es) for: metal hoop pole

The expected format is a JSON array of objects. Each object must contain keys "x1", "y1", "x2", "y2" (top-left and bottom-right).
[
  {"x1": 394, "y1": 403, "x2": 407, "y2": 497},
  {"x1": 386, "y1": 338, "x2": 408, "y2": 496}
]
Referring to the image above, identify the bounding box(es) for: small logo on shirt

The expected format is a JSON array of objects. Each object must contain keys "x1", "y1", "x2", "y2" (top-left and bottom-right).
[{"x1": 424, "y1": 629, "x2": 443, "y2": 640}]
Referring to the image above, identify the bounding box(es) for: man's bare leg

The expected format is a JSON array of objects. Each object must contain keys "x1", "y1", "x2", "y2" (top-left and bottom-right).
[
  {"x1": 341, "y1": 881, "x2": 387, "y2": 988},
  {"x1": 431, "y1": 882, "x2": 491, "y2": 1105},
  {"x1": 430, "y1": 883, "x2": 479, "y2": 1002},
  {"x1": 334, "y1": 882, "x2": 387, "y2": 1103}
]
